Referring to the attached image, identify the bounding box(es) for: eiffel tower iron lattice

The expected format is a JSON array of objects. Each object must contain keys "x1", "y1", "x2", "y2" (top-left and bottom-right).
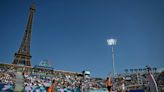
[{"x1": 12, "y1": 4, "x2": 36, "y2": 66}]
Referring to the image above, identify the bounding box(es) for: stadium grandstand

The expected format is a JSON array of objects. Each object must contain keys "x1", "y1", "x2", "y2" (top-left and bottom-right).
[
  {"x1": 0, "y1": 60, "x2": 106, "y2": 92},
  {"x1": 0, "y1": 62, "x2": 163, "y2": 92}
]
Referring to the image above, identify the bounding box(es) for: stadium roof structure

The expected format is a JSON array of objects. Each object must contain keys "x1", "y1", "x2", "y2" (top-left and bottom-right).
[{"x1": 34, "y1": 59, "x2": 54, "y2": 70}]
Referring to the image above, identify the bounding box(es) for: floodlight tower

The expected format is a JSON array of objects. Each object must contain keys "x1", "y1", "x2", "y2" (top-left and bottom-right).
[{"x1": 107, "y1": 38, "x2": 117, "y2": 77}]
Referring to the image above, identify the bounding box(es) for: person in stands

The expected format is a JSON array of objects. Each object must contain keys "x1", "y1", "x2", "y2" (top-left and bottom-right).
[
  {"x1": 47, "y1": 79, "x2": 57, "y2": 92},
  {"x1": 106, "y1": 77, "x2": 112, "y2": 92}
]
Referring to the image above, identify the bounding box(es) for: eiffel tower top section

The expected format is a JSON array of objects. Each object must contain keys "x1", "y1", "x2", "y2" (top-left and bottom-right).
[
  {"x1": 18, "y1": 4, "x2": 35, "y2": 55},
  {"x1": 12, "y1": 4, "x2": 36, "y2": 66}
]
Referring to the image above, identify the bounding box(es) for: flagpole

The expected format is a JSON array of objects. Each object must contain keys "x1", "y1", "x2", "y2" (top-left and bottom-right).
[
  {"x1": 147, "y1": 66, "x2": 159, "y2": 92},
  {"x1": 148, "y1": 71, "x2": 159, "y2": 92}
]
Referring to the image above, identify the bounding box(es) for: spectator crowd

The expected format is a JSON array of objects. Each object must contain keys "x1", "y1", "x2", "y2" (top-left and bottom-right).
[{"x1": 0, "y1": 64, "x2": 163, "y2": 92}]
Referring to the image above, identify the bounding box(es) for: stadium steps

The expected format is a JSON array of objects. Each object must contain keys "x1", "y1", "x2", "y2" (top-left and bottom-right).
[{"x1": 14, "y1": 72, "x2": 24, "y2": 92}]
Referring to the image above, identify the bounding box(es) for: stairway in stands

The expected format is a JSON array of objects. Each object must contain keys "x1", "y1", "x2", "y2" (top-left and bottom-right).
[{"x1": 14, "y1": 72, "x2": 24, "y2": 91}]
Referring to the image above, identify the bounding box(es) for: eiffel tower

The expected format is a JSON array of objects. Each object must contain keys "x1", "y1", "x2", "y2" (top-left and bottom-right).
[{"x1": 12, "y1": 4, "x2": 36, "y2": 66}]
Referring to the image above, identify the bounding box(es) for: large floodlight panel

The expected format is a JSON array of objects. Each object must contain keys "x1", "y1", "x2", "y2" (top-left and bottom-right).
[{"x1": 107, "y1": 39, "x2": 117, "y2": 46}]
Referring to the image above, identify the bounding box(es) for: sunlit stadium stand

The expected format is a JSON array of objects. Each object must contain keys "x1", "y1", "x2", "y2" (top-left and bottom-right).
[{"x1": 0, "y1": 62, "x2": 163, "y2": 92}]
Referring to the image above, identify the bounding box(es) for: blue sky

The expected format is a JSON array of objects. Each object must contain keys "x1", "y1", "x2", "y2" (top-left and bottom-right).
[{"x1": 0, "y1": 0, "x2": 164, "y2": 78}]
